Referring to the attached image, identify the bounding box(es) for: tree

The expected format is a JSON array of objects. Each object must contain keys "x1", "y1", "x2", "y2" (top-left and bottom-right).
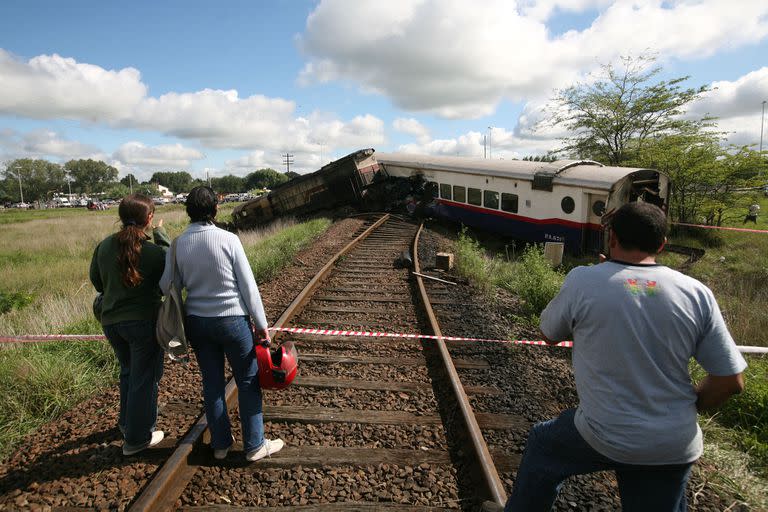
[
  {"x1": 65, "y1": 159, "x2": 118, "y2": 194},
  {"x1": 2, "y1": 159, "x2": 66, "y2": 202},
  {"x1": 104, "y1": 183, "x2": 130, "y2": 200},
  {"x1": 211, "y1": 175, "x2": 246, "y2": 193},
  {"x1": 149, "y1": 171, "x2": 194, "y2": 193},
  {"x1": 245, "y1": 168, "x2": 289, "y2": 190},
  {"x1": 120, "y1": 174, "x2": 139, "y2": 190},
  {"x1": 549, "y1": 55, "x2": 708, "y2": 165},
  {"x1": 632, "y1": 128, "x2": 763, "y2": 225}
]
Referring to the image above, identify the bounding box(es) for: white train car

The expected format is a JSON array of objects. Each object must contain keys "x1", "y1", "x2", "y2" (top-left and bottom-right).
[{"x1": 375, "y1": 152, "x2": 670, "y2": 254}]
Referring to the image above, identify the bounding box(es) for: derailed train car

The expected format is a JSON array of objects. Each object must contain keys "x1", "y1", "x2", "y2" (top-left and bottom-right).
[
  {"x1": 232, "y1": 148, "x2": 385, "y2": 230},
  {"x1": 232, "y1": 149, "x2": 670, "y2": 254},
  {"x1": 376, "y1": 152, "x2": 670, "y2": 254}
]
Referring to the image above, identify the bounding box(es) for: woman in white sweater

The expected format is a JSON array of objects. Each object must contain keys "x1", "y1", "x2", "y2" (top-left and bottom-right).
[{"x1": 160, "y1": 186, "x2": 283, "y2": 462}]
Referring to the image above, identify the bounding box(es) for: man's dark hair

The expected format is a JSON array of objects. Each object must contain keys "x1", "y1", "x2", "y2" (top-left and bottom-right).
[
  {"x1": 610, "y1": 202, "x2": 668, "y2": 253},
  {"x1": 186, "y1": 186, "x2": 217, "y2": 224}
]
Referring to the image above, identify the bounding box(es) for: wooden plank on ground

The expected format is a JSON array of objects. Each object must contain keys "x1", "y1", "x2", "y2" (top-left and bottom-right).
[
  {"x1": 181, "y1": 504, "x2": 453, "y2": 511},
  {"x1": 264, "y1": 406, "x2": 524, "y2": 431},
  {"x1": 264, "y1": 405, "x2": 442, "y2": 425},
  {"x1": 300, "y1": 353, "x2": 490, "y2": 369},
  {"x1": 293, "y1": 375, "x2": 502, "y2": 396}
]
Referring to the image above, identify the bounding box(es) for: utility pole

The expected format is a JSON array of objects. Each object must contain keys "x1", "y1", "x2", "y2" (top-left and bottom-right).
[
  {"x1": 283, "y1": 152, "x2": 294, "y2": 174},
  {"x1": 14, "y1": 164, "x2": 24, "y2": 204},
  {"x1": 760, "y1": 100, "x2": 766, "y2": 154},
  {"x1": 67, "y1": 176, "x2": 73, "y2": 197},
  {"x1": 483, "y1": 135, "x2": 487, "y2": 159},
  {"x1": 488, "y1": 126, "x2": 493, "y2": 159},
  {"x1": 128, "y1": 175, "x2": 132, "y2": 194},
  {"x1": 207, "y1": 170, "x2": 211, "y2": 187}
]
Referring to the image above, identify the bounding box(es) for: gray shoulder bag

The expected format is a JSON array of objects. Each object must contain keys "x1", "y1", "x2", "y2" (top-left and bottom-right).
[{"x1": 156, "y1": 239, "x2": 189, "y2": 362}]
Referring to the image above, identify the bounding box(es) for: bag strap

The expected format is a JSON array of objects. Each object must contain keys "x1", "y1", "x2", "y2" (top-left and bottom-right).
[{"x1": 169, "y1": 238, "x2": 179, "y2": 286}]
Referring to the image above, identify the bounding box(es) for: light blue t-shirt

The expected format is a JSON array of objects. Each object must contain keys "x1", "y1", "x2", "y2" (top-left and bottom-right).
[{"x1": 541, "y1": 261, "x2": 747, "y2": 465}]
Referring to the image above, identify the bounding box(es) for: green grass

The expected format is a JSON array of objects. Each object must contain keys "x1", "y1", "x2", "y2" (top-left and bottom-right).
[
  {"x1": 0, "y1": 340, "x2": 117, "y2": 459},
  {"x1": 454, "y1": 229, "x2": 564, "y2": 316},
  {"x1": 0, "y1": 207, "x2": 331, "y2": 461},
  {"x1": 241, "y1": 218, "x2": 333, "y2": 282}
]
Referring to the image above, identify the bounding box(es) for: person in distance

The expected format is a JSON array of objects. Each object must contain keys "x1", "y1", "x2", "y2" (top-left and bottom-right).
[
  {"x1": 90, "y1": 193, "x2": 169, "y2": 456},
  {"x1": 505, "y1": 202, "x2": 746, "y2": 512},
  {"x1": 160, "y1": 186, "x2": 283, "y2": 462}
]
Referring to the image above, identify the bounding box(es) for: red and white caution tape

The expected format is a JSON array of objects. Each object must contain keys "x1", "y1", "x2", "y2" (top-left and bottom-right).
[
  {"x1": 269, "y1": 326, "x2": 573, "y2": 347},
  {"x1": 672, "y1": 222, "x2": 768, "y2": 234},
  {"x1": 2, "y1": 328, "x2": 767, "y2": 353}
]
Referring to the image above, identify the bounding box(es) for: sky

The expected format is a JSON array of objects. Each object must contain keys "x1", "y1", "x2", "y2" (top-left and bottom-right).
[{"x1": 1, "y1": 0, "x2": 767, "y2": 182}]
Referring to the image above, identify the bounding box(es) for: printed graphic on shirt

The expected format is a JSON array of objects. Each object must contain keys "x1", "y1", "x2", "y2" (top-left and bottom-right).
[{"x1": 625, "y1": 279, "x2": 659, "y2": 296}]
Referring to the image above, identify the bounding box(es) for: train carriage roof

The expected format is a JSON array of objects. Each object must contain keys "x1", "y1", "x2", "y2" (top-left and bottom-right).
[{"x1": 375, "y1": 152, "x2": 655, "y2": 191}]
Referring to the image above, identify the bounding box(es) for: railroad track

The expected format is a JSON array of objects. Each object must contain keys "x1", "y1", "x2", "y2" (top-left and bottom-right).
[{"x1": 128, "y1": 214, "x2": 513, "y2": 511}]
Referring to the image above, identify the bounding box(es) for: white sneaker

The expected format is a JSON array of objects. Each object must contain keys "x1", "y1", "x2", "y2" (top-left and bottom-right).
[
  {"x1": 214, "y1": 435, "x2": 236, "y2": 460},
  {"x1": 123, "y1": 430, "x2": 164, "y2": 456},
  {"x1": 246, "y1": 438, "x2": 284, "y2": 462}
]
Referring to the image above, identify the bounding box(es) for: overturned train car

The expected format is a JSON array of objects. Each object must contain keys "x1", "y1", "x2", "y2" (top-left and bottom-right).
[
  {"x1": 232, "y1": 149, "x2": 385, "y2": 230},
  {"x1": 378, "y1": 153, "x2": 670, "y2": 254}
]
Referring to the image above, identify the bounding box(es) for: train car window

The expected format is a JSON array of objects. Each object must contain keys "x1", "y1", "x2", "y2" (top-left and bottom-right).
[
  {"x1": 468, "y1": 188, "x2": 482, "y2": 206},
  {"x1": 426, "y1": 181, "x2": 438, "y2": 198},
  {"x1": 501, "y1": 193, "x2": 518, "y2": 213},
  {"x1": 440, "y1": 183, "x2": 452, "y2": 200},
  {"x1": 483, "y1": 190, "x2": 499, "y2": 209},
  {"x1": 453, "y1": 185, "x2": 466, "y2": 203},
  {"x1": 561, "y1": 196, "x2": 575, "y2": 214},
  {"x1": 592, "y1": 200, "x2": 606, "y2": 216}
]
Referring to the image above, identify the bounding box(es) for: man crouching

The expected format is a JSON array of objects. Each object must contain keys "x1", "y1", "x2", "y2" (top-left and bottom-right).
[{"x1": 505, "y1": 202, "x2": 746, "y2": 512}]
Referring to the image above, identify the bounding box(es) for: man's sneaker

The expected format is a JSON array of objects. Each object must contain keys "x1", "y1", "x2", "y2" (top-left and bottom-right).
[
  {"x1": 123, "y1": 431, "x2": 164, "y2": 456},
  {"x1": 246, "y1": 438, "x2": 284, "y2": 462},
  {"x1": 214, "y1": 435, "x2": 236, "y2": 460}
]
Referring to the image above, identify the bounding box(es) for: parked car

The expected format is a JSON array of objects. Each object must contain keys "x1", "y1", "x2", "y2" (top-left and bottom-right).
[{"x1": 13, "y1": 202, "x2": 30, "y2": 209}]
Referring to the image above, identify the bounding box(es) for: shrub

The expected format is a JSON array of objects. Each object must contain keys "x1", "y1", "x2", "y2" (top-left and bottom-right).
[
  {"x1": 0, "y1": 291, "x2": 34, "y2": 314},
  {"x1": 500, "y1": 245, "x2": 565, "y2": 315}
]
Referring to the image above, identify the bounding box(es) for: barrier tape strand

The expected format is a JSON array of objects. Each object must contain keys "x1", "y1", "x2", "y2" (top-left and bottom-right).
[
  {"x1": 2, "y1": 328, "x2": 766, "y2": 353},
  {"x1": 671, "y1": 222, "x2": 768, "y2": 234}
]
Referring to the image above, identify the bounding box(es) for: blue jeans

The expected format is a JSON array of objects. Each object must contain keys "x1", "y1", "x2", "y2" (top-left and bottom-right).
[
  {"x1": 505, "y1": 409, "x2": 693, "y2": 512},
  {"x1": 103, "y1": 319, "x2": 164, "y2": 446},
  {"x1": 185, "y1": 315, "x2": 264, "y2": 453}
]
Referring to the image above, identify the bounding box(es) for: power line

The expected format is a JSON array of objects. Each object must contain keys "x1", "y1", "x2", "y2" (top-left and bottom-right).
[{"x1": 283, "y1": 153, "x2": 295, "y2": 174}]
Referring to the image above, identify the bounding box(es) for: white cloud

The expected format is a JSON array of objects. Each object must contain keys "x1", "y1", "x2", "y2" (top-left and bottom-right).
[
  {"x1": 393, "y1": 117, "x2": 431, "y2": 143},
  {"x1": 112, "y1": 142, "x2": 205, "y2": 168},
  {"x1": 683, "y1": 67, "x2": 768, "y2": 148},
  {"x1": 298, "y1": 0, "x2": 768, "y2": 118},
  {"x1": 396, "y1": 126, "x2": 558, "y2": 160},
  {"x1": 0, "y1": 128, "x2": 103, "y2": 161},
  {"x1": 0, "y1": 49, "x2": 385, "y2": 164},
  {"x1": 0, "y1": 49, "x2": 146, "y2": 121}
]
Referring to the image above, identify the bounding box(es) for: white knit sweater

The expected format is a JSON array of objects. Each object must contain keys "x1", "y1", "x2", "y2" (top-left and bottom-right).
[{"x1": 159, "y1": 223, "x2": 268, "y2": 330}]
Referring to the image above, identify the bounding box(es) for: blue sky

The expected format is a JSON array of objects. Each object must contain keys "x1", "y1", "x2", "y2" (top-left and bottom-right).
[{"x1": 1, "y1": 0, "x2": 767, "y2": 182}]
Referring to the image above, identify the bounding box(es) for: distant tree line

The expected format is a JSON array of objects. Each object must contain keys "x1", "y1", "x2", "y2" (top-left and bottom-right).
[{"x1": 0, "y1": 159, "x2": 292, "y2": 203}]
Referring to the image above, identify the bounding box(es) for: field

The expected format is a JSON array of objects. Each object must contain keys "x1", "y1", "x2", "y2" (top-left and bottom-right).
[{"x1": 0, "y1": 204, "x2": 331, "y2": 459}]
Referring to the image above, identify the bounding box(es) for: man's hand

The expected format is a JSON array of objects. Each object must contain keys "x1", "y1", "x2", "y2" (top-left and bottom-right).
[
  {"x1": 154, "y1": 218, "x2": 164, "y2": 229},
  {"x1": 599, "y1": 253, "x2": 607, "y2": 264}
]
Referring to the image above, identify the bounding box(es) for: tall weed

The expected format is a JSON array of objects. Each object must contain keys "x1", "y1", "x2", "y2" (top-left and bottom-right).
[{"x1": 454, "y1": 230, "x2": 564, "y2": 316}]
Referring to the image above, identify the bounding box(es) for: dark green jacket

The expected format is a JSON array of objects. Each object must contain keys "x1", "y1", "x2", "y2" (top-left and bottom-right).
[{"x1": 90, "y1": 228, "x2": 171, "y2": 326}]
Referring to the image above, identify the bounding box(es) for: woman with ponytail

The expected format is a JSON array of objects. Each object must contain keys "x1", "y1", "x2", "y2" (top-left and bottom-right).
[{"x1": 90, "y1": 193, "x2": 170, "y2": 456}]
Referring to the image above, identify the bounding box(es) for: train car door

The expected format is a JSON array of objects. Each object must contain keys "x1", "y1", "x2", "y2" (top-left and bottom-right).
[{"x1": 583, "y1": 193, "x2": 607, "y2": 253}]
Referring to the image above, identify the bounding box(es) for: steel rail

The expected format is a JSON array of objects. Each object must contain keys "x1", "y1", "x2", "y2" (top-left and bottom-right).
[
  {"x1": 129, "y1": 214, "x2": 391, "y2": 512},
  {"x1": 412, "y1": 222, "x2": 508, "y2": 508}
]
